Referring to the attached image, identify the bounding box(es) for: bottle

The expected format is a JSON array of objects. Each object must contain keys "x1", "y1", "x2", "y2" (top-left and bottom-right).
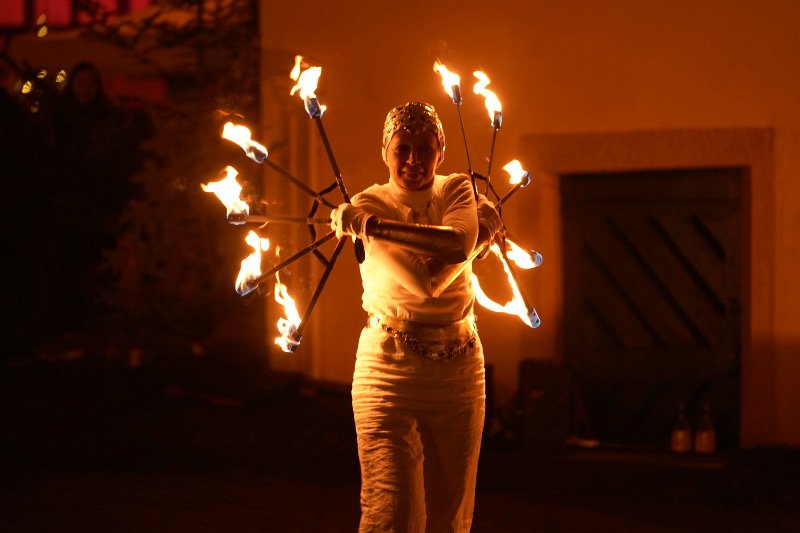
[
  {"x1": 694, "y1": 403, "x2": 717, "y2": 454},
  {"x1": 670, "y1": 402, "x2": 692, "y2": 453}
]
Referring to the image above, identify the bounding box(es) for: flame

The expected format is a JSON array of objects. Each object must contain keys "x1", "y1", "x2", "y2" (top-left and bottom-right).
[
  {"x1": 221, "y1": 122, "x2": 269, "y2": 163},
  {"x1": 201, "y1": 166, "x2": 250, "y2": 219},
  {"x1": 502, "y1": 160, "x2": 528, "y2": 185},
  {"x1": 472, "y1": 243, "x2": 540, "y2": 327},
  {"x1": 433, "y1": 61, "x2": 461, "y2": 102},
  {"x1": 289, "y1": 55, "x2": 327, "y2": 117},
  {"x1": 274, "y1": 272, "x2": 302, "y2": 353},
  {"x1": 472, "y1": 71, "x2": 502, "y2": 123},
  {"x1": 235, "y1": 230, "x2": 270, "y2": 295},
  {"x1": 504, "y1": 238, "x2": 543, "y2": 269}
]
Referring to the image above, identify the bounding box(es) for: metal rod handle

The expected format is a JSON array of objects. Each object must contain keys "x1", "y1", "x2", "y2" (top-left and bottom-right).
[
  {"x1": 286, "y1": 236, "x2": 348, "y2": 351},
  {"x1": 265, "y1": 159, "x2": 338, "y2": 209},
  {"x1": 485, "y1": 126, "x2": 499, "y2": 190},
  {"x1": 313, "y1": 116, "x2": 365, "y2": 262},
  {"x1": 313, "y1": 117, "x2": 349, "y2": 202},
  {"x1": 227, "y1": 214, "x2": 331, "y2": 225},
  {"x1": 238, "y1": 231, "x2": 337, "y2": 296},
  {"x1": 455, "y1": 104, "x2": 477, "y2": 199}
]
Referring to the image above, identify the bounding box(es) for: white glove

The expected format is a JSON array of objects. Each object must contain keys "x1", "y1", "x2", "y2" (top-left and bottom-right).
[
  {"x1": 330, "y1": 203, "x2": 372, "y2": 240},
  {"x1": 477, "y1": 194, "x2": 503, "y2": 243}
]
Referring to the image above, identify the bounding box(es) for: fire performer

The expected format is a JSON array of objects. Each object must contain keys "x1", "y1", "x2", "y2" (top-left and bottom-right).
[{"x1": 330, "y1": 102, "x2": 503, "y2": 532}]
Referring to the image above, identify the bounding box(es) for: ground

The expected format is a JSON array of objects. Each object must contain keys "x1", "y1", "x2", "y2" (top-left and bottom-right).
[{"x1": 1, "y1": 353, "x2": 798, "y2": 532}]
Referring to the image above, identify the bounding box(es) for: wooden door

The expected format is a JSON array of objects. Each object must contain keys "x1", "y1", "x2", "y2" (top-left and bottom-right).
[{"x1": 562, "y1": 168, "x2": 742, "y2": 448}]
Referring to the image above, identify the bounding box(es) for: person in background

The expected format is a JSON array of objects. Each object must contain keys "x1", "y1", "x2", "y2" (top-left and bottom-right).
[
  {"x1": 53, "y1": 61, "x2": 128, "y2": 213},
  {"x1": 330, "y1": 102, "x2": 503, "y2": 532},
  {"x1": 46, "y1": 61, "x2": 149, "y2": 349}
]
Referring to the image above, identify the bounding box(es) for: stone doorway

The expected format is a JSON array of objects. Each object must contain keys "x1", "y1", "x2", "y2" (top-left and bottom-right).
[{"x1": 518, "y1": 128, "x2": 773, "y2": 447}]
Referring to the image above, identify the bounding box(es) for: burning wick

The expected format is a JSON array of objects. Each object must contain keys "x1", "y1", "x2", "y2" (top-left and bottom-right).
[
  {"x1": 505, "y1": 238, "x2": 543, "y2": 269},
  {"x1": 235, "y1": 231, "x2": 270, "y2": 296},
  {"x1": 473, "y1": 70, "x2": 503, "y2": 182},
  {"x1": 221, "y1": 122, "x2": 268, "y2": 163},
  {"x1": 434, "y1": 61, "x2": 462, "y2": 105},
  {"x1": 201, "y1": 163, "x2": 330, "y2": 226},
  {"x1": 471, "y1": 243, "x2": 541, "y2": 328},
  {"x1": 274, "y1": 271, "x2": 303, "y2": 353},
  {"x1": 290, "y1": 55, "x2": 327, "y2": 119},
  {"x1": 201, "y1": 166, "x2": 250, "y2": 223},
  {"x1": 497, "y1": 160, "x2": 533, "y2": 206},
  {"x1": 473, "y1": 71, "x2": 502, "y2": 129},
  {"x1": 504, "y1": 160, "x2": 530, "y2": 186}
]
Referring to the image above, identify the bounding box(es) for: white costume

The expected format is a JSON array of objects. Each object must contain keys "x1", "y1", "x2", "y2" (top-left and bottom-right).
[
  {"x1": 331, "y1": 101, "x2": 502, "y2": 532},
  {"x1": 350, "y1": 173, "x2": 486, "y2": 532}
]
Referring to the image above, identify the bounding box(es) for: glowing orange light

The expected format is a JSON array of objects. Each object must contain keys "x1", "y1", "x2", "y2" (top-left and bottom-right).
[
  {"x1": 472, "y1": 243, "x2": 540, "y2": 327},
  {"x1": 235, "y1": 230, "x2": 270, "y2": 295},
  {"x1": 504, "y1": 238, "x2": 542, "y2": 269},
  {"x1": 221, "y1": 122, "x2": 268, "y2": 163},
  {"x1": 201, "y1": 166, "x2": 250, "y2": 219},
  {"x1": 289, "y1": 55, "x2": 327, "y2": 117},
  {"x1": 473, "y1": 71, "x2": 502, "y2": 125},
  {"x1": 433, "y1": 61, "x2": 462, "y2": 104},
  {"x1": 274, "y1": 272, "x2": 302, "y2": 353},
  {"x1": 503, "y1": 160, "x2": 528, "y2": 185}
]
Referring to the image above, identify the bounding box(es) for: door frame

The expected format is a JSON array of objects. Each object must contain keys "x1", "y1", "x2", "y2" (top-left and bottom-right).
[{"x1": 518, "y1": 128, "x2": 774, "y2": 447}]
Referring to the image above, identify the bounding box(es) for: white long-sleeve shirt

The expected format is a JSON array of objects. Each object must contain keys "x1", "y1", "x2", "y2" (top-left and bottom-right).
[{"x1": 352, "y1": 173, "x2": 478, "y2": 323}]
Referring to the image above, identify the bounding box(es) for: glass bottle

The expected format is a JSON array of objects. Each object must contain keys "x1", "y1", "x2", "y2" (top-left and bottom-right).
[
  {"x1": 694, "y1": 403, "x2": 716, "y2": 454},
  {"x1": 670, "y1": 402, "x2": 692, "y2": 453}
]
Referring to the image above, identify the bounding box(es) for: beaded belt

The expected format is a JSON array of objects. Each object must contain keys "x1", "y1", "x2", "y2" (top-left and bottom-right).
[{"x1": 367, "y1": 314, "x2": 477, "y2": 361}]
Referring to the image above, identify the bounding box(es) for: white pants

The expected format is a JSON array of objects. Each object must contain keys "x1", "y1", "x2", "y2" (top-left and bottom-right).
[{"x1": 352, "y1": 325, "x2": 486, "y2": 533}]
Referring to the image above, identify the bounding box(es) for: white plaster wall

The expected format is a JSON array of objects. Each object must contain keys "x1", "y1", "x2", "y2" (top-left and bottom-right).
[{"x1": 260, "y1": 0, "x2": 800, "y2": 445}]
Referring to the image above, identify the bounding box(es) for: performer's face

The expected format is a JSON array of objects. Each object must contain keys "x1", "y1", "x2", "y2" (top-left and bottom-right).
[{"x1": 385, "y1": 130, "x2": 442, "y2": 190}]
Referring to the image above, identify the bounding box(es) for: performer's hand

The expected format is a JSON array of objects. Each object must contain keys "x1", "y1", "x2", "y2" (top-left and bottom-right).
[
  {"x1": 330, "y1": 203, "x2": 372, "y2": 240},
  {"x1": 477, "y1": 194, "x2": 503, "y2": 244}
]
